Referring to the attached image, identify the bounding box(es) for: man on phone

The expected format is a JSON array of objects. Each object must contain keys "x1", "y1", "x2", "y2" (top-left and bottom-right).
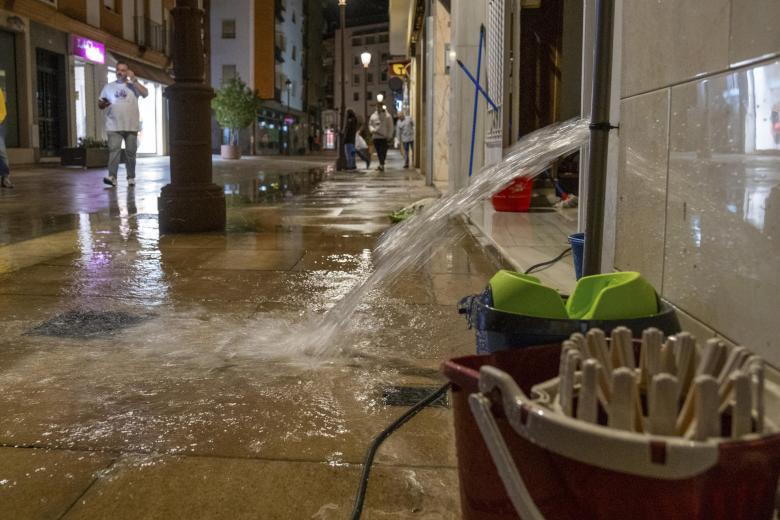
[{"x1": 98, "y1": 61, "x2": 148, "y2": 187}]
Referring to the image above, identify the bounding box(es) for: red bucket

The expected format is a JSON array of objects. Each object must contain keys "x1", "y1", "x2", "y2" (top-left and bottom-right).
[
  {"x1": 491, "y1": 177, "x2": 534, "y2": 213},
  {"x1": 442, "y1": 344, "x2": 780, "y2": 520}
]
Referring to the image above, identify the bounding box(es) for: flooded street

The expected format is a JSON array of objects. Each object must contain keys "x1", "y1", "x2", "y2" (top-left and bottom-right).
[{"x1": 0, "y1": 153, "x2": 497, "y2": 518}]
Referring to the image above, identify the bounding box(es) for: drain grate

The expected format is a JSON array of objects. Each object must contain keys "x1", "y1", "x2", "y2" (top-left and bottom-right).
[
  {"x1": 27, "y1": 310, "x2": 150, "y2": 338},
  {"x1": 382, "y1": 385, "x2": 449, "y2": 408}
]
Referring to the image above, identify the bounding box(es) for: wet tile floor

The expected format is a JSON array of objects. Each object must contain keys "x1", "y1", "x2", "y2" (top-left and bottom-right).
[{"x1": 0, "y1": 153, "x2": 502, "y2": 518}]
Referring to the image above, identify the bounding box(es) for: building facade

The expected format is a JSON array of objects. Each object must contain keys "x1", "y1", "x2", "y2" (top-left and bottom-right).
[
  {"x1": 391, "y1": 0, "x2": 780, "y2": 368},
  {"x1": 1, "y1": 0, "x2": 176, "y2": 165},
  {"x1": 332, "y1": 22, "x2": 396, "y2": 128},
  {"x1": 210, "y1": 0, "x2": 314, "y2": 155}
]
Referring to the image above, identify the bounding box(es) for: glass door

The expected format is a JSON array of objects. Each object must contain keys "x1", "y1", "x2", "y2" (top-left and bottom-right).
[{"x1": 36, "y1": 48, "x2": 68, "y2": 156}]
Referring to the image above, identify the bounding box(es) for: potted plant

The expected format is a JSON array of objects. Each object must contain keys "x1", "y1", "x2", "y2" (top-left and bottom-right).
[
  {"x1": 211, "y1": 76, "x2": 259, "y2": 160},
  {"x1": 61, "y1": 137, "x2": 110, "y2": 168}
]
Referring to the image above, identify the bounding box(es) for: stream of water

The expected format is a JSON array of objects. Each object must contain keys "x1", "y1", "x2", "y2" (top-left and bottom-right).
[{"x1": 296, "y1": 118, "x2": 591, "y2": 358}]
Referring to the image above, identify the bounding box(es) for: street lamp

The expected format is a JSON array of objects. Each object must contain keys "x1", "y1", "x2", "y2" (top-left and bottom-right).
[
  {"x1": 285, "y1": 78, "x2": 292, "y2": 155},
  {"x1": 337, "y1": 0, "x2": 347, "y2": 170},
  {"x1": 376, "y1": 92, "x2": 384, "y2": 104},
  {"x1": 360, "y1": 51, "x2": 371, "y2": 130}
]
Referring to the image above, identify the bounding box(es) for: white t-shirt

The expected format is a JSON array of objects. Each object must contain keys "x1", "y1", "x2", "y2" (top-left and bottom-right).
[{"x1": 99, "y1": 81, "x2": 141, "y2": 132}]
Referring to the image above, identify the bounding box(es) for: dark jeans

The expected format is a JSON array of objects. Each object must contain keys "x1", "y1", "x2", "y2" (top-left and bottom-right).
[
  {"x1": 344, "y1": 142, "x2": 356, "y2": 169},
  {"x1": 373, "y1": 138, "x2": 388, "y2": 166},
  {"x1": 403, "y1": 141, "x2": 413, "y2": 166},
  {"x1": 0, "y1": 127, "x2": 9, "y2": 177}
]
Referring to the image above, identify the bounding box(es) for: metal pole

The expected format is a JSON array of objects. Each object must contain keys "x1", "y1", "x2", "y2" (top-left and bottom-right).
[
  {"x1": 582, "y1": 0, "x2": 616, "y2": 277},
  {"x1": 363, "y1": 66, "x2": 368, "y2": 131},
  {"x1": 336, "y1": 3, "x2": 347, "y2": 170},
  {"x1": 424, "y1": 9, "x2": 434, "y2": 185},
  {"x1": 287, "y1": 88, "x2": 290, "y2": 155}
]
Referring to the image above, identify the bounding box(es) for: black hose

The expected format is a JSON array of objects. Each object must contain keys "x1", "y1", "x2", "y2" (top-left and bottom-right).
[
  {"x1": 350, "y1": 383, "x2": 451, "y2": 520},
  {"x1": 524, "y1": 247, "x2": 572, "y2": 275}
]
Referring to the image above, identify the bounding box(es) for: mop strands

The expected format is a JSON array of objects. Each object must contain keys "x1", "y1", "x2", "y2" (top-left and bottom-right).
[
  {"x1": 541, "y1": 328, "x2": 767, "y2": 440},
  {"x1": 389, "y1": 197, "x2": 437, "y2": 223}
]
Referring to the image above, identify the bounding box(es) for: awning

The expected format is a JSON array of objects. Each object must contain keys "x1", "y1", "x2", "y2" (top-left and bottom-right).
[
  {"x1": 389, "y1": 0, "x2": 414, "y2": 56},
  {"x1": 108, "y1": 52, "x2": 173, "y2": 86}
]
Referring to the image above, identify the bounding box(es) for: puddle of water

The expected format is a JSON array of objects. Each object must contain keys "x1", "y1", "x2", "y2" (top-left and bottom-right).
[{"x1": 293, "y1": 118, "x2": 590, "y2": 358}]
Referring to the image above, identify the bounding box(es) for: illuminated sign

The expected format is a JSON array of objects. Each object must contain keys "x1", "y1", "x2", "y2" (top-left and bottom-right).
[
  {"x1": 388, "y1": 60, "x2": 411, "y2": 78},
  {"x1": 72, "y1": 36, "x2": 106, "y2": 64}
]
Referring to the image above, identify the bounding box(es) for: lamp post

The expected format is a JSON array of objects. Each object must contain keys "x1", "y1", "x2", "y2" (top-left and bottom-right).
[
  {"x1": 158, "y1": 0, "x2": 225, "y2": 233},
  {"x1": 360, "y1": 51, "x2": 371, "y2": 130},
  {"x1": 285, "y1": 78, "x2": 292, "y2": 155},
  {"x1": 337, "y1": 0, "x2": 347, "y2": 170}
]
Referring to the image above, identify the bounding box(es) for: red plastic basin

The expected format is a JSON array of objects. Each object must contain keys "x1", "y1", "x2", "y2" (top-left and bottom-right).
[{"x1": 491, "y1": 177, "x2": 534, "y2": 213}]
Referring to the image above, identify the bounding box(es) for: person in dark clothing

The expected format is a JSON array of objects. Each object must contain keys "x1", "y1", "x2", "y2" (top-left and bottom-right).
[{"x1": 343, "y1": 109, "x2": 358, "y2": 170}]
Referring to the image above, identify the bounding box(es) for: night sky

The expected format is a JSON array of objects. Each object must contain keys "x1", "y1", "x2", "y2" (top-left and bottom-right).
[{"x1": 322, "y1": 0, "x2": 389, "y2": 33}]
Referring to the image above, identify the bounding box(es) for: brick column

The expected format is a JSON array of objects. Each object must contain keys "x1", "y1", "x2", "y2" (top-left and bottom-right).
[{"x1": 158, "y1": 0, "x2": 226, "y2": 233}]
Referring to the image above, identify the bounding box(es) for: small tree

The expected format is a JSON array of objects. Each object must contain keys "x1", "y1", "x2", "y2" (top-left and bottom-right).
[{"x1": 211, "y1": 77, "x2": 258, "y2": 146}]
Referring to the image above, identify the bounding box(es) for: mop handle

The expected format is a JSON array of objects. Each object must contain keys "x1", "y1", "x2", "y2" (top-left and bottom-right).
[{"x1": 467, "y1": 26, "x2": 485, "y2": 178}]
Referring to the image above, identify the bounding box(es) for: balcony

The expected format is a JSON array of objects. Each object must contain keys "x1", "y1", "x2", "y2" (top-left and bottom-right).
[
  {"x1": 274, "y1": 45, "x2": 285, "y2": 63},
  {"x1": 135, "y1": 17, "x2": 166, "y2": 53}
]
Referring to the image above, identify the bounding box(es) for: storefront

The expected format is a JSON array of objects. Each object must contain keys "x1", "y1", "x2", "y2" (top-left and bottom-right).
[
  {"x1": 70, "y1": 35, "x2": 107, "y2": 147},
  {"x1": 31, "y1": 22, "x2": 70, "y2": 157}
]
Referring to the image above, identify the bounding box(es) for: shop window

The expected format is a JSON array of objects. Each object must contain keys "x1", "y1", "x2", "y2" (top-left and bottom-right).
[
  {"x1": 353, "y1": 92, "x2": 359, "y2": 102},
  {"x1": 222, "y1": 19, "x2": 236, "y2": 39},
  {"x1": 222, "y1": 64, "x2": 237, "y2": 84}
]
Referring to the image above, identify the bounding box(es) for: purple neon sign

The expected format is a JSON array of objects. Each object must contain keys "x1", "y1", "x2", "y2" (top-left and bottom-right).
[{"x1": 72, "y1": 36, "x2": 106, "y2": 64}]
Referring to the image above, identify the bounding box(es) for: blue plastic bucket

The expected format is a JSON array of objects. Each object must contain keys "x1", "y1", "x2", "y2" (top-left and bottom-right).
[
  {"x1": 458, "y1": 290, "x2": 681, "y2": 354},
  {"x1": 568, "y1": 232, "x2": 585, "y2": 280}
]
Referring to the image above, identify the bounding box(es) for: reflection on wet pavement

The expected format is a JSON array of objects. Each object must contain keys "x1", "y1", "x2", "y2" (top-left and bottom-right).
[{"x1": 0, "y1": 155, "x2": 498, "y2": 517}]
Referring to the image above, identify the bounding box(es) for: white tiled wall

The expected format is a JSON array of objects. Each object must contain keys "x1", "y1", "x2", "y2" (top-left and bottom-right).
[{"x1": 617, "y1": 0, "x2": 780, "y2": 365}]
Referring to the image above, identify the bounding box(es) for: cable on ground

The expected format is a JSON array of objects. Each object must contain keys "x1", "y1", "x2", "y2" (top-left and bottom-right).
[
  {"x1": 350, "y1": 383, "x2": 451, "y2": 520},
  {"x1": 524, "y1": 247, "x2": 572, "y2": 275}
]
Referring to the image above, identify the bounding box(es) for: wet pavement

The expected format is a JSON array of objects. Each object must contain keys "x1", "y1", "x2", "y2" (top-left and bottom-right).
[{"x1": 0, "y1": 152, "x2": 500, "y2": 518}]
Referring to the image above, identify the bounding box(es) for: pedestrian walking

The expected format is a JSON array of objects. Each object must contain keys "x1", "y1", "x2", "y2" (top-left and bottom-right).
[
  {"x1": 342, "y1": 109, "x2": 358, "y2": 170},
  {"x1": 368, "y1": 104, "x2": 394, "y2": 171},
  {"x1": 98, "y1": 61, "x2": 148, "y2": 187},
  {"x1": 0, "y1": 83, "x2": 13, "y2": 189},
  {"x1": 396, "y1": 111, "x2": 414, "y2": 169},
  {"x1": 354, "y1": 130, "x2": 371, "y2": 170}
]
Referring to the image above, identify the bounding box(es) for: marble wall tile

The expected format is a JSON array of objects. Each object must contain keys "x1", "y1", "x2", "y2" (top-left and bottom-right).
[
  {"x1": 614, "y1": 90, "x2": 670, "y2": 290},
  {"x1": 664, "y1": 60, "x2": 780, "y2": 365},
  {"x1": 730, "y1": 0, "x2": 780, "y2": 66},
  {"x1": 621, "y1": 0, "x2": 730, "y2": 98},
  {"x1": 433, "y1": 2, "x2": 451, "y2": 185}
]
